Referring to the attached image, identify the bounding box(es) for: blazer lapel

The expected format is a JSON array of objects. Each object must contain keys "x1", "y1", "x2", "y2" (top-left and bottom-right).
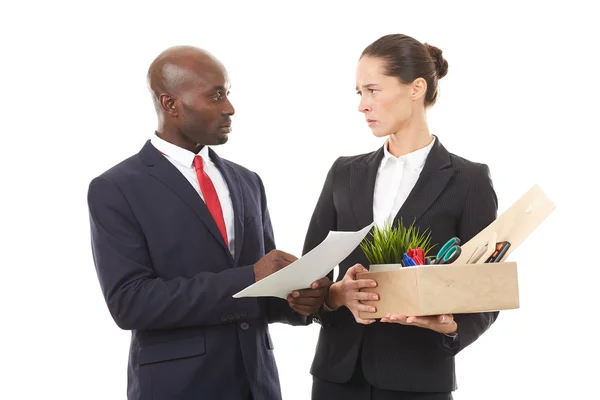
[
  {"x1": 351, "y1": 147, "x2": 384, "y2": 230},
  {"x1": 139, "y1": 141, "x2": 230, "y2": 256},
  {"x1": 211, "y1": 150, "x2": 245, "y2": 267},
  {"x1": 393, "y1": 137, "x2": 454, "y2": 226}
]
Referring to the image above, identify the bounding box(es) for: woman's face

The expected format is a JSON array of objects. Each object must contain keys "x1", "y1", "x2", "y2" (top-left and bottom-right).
[{"x1": 356, "y1": 56, "x2": 417, "y2": 137}]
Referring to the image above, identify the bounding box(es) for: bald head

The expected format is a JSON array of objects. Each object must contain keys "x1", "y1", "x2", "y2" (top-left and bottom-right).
[
  {"x1": 147, "y1": 45, "x2": 235, "y2": 151},
  {"x1": 147, "y1": 46, "x2": 225, "y2": 110}
]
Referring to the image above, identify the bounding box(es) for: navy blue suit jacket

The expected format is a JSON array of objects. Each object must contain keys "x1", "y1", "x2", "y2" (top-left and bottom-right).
[{"x1": 88, "y1": 140, "x2": 305, "y2": 400}]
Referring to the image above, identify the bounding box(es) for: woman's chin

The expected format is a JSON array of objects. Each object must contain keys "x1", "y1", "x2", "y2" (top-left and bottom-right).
[{"x1": 371, "y1": 128, "x2": 390, "y2": 138}]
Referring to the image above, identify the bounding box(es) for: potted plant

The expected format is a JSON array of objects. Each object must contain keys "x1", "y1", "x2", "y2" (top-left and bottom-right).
[{"x1": 360, "y1": 219, "x2": 437, "y2": 271}]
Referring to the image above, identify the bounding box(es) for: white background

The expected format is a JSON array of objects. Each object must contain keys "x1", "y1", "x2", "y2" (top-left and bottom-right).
[{"x1": 2, "y1": 1, "x2": 599, "y2": 399}]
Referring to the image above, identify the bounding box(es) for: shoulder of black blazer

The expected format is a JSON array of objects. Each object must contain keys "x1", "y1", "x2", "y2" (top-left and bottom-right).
[
  {"x1": 330, "y1": 138, "x2": 492, "y2": 180},
  {"x1": 324, "y1": 137, "x2": 494, "y2": 232}
]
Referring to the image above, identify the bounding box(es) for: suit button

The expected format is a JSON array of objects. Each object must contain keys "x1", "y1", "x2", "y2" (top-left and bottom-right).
[{"x1": 240, "y1": 322, "x2": 250, "y2": 331}]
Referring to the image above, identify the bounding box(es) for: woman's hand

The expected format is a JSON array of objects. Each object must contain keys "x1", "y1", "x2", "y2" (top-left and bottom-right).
[
  {"x1": 380, "y1": 313, "x2": 458, "y2": 334},
  {"x1": 326, "y1": 264, "x2": 379, "y2": 324}
]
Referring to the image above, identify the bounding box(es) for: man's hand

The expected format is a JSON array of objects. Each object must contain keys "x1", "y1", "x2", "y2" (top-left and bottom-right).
[
  {"x1": 380, "y1": 313, "x2": 458, "y2": 334},
  {"x1": 254, "y1": 250, "x2": 297, "y2": 282},
  {"x1": 286, "y1": 277, "x2": 331, "y2": 316}
]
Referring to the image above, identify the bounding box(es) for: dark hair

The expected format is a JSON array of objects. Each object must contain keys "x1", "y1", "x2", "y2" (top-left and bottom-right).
[{"x1": 361, "y1": 34, "x2": 448, "y2": 106}]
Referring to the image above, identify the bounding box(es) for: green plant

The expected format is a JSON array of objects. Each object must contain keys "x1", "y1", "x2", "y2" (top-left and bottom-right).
[{"x1": 360, "y1": 219, "x2": 437, "y2": 265}]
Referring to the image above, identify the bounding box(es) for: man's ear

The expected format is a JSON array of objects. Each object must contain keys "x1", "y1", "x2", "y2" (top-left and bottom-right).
[{"x1": 160, "y1": 93, "x2": 178, "y2": 117}]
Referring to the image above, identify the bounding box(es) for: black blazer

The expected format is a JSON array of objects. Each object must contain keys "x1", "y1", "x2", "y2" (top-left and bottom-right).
[
  {"x1": 88, "y1": 140, "x2": 304, "y2": 400},
  {"x1": 303, "y1": 137, "x2": 499, "y2": 393}
]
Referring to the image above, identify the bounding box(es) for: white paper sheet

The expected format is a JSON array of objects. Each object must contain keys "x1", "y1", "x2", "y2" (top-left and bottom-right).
[{"x1": 233, "y1": 222, "x2": 374, "y2": 299}]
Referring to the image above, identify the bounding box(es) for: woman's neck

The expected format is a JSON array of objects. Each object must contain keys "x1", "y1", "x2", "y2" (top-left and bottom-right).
[{"x1": 387, "y1": 115, "x2": 433, "y2": 157}]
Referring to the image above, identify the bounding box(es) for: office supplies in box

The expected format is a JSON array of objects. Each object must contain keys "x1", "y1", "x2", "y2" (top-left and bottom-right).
[{"x1": 357, "y1": 184, "x2": 556, "y2": 318}]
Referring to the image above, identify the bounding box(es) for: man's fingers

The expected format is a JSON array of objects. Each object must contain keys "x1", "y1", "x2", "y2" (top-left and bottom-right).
[
  {"x1": 276, "y1": 250, "x2": 298, "y2": 264},
  {"x1": 290, "y1": 287, "x2": 328, "y2": 299},
  {"x1": 290, "y1": 277, "x2": 331, "y2": 297},
  {"x1": 289, "y1": 296, "x2": 324, "y2": 306},
  {"x1": 310, "y1": 277, "x2": 331, "y2": 289},
  {"x1": 287, "y1": 297, "x2": 317, "y2": 315}
]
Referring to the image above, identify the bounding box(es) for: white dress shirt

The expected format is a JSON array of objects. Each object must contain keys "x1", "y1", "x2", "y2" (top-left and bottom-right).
[
  {"x1": 151, "y1": 134, "x2": 235, "y2": 257},
  {"x1": 373, "y1": 136, "x2": 458, "y2": 339},
  {"x1": 372, "y1": 137, "x2": 435, "y2": 227}
]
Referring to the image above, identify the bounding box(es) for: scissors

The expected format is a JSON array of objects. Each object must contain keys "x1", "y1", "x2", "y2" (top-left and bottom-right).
[{"x1": 433, "y1": 237, "x2": 462, "y2": 264}]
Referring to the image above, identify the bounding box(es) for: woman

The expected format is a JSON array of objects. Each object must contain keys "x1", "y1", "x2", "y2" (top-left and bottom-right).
[{"x1": 303, "y1": 34, "x2": 499, "y2": 400}]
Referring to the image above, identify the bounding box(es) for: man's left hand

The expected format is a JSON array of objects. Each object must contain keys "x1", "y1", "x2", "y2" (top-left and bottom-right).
[
  {"x1": 380, "y1": 313, "x2": 457, "y2": 334},
  {"x1": 286, "y1": 277, "x2": 331, "y2": 316}
]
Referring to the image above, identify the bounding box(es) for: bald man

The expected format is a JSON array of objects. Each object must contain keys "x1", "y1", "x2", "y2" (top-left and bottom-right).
[{"x1": 87, "y1": 46, "x2": 330, "y2": 400}]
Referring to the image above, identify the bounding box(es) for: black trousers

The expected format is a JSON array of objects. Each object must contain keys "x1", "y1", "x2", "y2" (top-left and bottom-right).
[{"x1": 312, "y1": 357, "x2": 452, "y2": 400}]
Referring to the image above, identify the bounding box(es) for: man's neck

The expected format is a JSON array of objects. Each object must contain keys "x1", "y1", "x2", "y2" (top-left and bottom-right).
[{"x1": 155, "y1": 129, "x2": 202, "y2": 154}]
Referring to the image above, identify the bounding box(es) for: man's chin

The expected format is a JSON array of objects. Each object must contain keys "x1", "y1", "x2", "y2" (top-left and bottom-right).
[{"x1": 216, "y1": 133, "x2": 229, "y2": 145}]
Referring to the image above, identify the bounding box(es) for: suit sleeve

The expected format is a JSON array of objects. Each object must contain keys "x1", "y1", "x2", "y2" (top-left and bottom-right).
[
  {"x1": 88, "y1": 176, "x2": 260, "y2": 331},
  {"x1": 301, "y1": 158, "x2": 340, "y2": 327},
  {"x1": 448, "y1": 163, "x2": 500, "y2": 354},
  {"x1": 255, "y1": 173, "x2": 309, "y2": 326}
]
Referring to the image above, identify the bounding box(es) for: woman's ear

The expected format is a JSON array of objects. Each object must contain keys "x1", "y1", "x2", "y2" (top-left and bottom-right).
[{"x1": 412, "y1": 78, "x2": 427, "y2": 102}]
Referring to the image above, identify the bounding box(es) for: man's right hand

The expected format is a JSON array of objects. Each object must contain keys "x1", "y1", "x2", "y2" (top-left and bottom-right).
[{"x1": 254, "y1": 250, "x2": 298, "y2": 282}]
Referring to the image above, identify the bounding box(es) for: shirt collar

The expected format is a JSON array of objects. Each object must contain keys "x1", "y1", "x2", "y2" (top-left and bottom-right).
[
  {"x1": 382, "y1": 136, "x2": 436, "y2": 170},
  {"x1": 151, "y1": 133, "x2": 211, "y2": 168}
]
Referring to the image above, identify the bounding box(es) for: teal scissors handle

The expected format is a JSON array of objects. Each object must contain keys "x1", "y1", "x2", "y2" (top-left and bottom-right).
[{"x1": 434, "y1": 237, "x2": 462, "y2": 264}]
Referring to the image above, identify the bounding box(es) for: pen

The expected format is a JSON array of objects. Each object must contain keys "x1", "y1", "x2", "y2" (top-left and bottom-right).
[{"x1": 403, "y1": 253, "x2": 417, "y2": 267}]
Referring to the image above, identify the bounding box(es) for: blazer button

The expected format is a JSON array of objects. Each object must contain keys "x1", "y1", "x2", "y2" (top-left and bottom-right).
[{"x1": 239, "y1": 322, "x2": 250, "y2": 331}]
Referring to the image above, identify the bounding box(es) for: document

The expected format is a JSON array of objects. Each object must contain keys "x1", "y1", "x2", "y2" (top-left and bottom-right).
[{"x1": 233, "y1": 222, "x2": 374, "y2": 299}]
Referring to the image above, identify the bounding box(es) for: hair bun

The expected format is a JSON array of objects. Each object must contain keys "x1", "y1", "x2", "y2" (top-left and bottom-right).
[{"x1": 424, "y1": 43, "x2": 448, "y2": 79}]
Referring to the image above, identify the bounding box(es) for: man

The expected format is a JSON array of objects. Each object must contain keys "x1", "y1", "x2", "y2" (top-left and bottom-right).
[{"x1": 87, "y1": 45, "x2": 329, "y2": 400}]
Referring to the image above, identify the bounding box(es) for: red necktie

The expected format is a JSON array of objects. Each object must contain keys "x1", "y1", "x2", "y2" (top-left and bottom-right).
[{"x1": 193, "y1": 155, "x2": 228, "y2": 247}]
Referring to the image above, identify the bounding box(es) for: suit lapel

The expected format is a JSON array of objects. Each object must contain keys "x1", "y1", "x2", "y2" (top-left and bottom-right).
[
  {"x1": 351, "y1": 147, "x2": 384, "y2": 230},
  {"x1": 211, "y1": 150, "x2": 245, "y2": 267},
  {"x1": 393, "y1": 137, "x2": 453, "y2": 226},
  {"x1": 139, "y1": 141, "x2": 230, "y2": 256}
]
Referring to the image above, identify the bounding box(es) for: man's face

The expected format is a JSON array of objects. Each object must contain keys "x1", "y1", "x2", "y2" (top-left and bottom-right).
[{"x1": 174, "y1": 63, "x2": 235, "y2": 148}]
